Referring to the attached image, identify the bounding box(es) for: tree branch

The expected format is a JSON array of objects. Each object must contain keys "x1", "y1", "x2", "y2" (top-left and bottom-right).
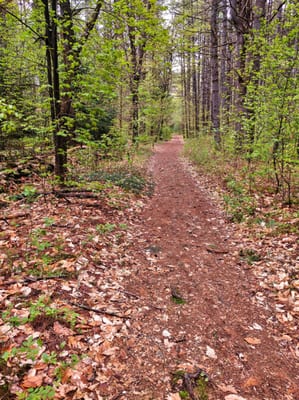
[
  {"x1": 0, "y1": 5, "x2": 43, "y2": 40},
  {"x1": 268, "y1": 1, "x2": 287, "y2": 23},
  {"x1": 81, "y1": 0, "x2": 104, "y2": 46}
]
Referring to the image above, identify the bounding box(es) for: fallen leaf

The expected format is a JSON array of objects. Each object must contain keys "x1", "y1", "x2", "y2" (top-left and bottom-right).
[
  {"x1": 244, "y1": 337, "x2": 261, "y2": 345},
  {"x1": 34, "y1": 362, "x2": 48, "y2": 371},
  {"x1": 243, "y1": 376, "x2": 260, "y2": 387},
  {"x1": 53, "y1": 321, "x2": 74, "y2": 336},
  {"x1": 162, "y1": 329, "x2": 171, "y2": 338},
  {"x1": 61, "y1": 367, "x2": 73, "y2": 384},
  {"x1": 206, "y1": 345, "x2": 217, "y2": 359},
  {"x1": 167, "y1": 394, "x2": 181, "y2": 400},
  {"x1": 102, "y1": 316, "x2": 113, "y2": 325},
  {"x1": 224, "y1": 395, "x2": 247, "y2": 400},
  {"x1": 22, "y1": 374, "x2": 43, "y2": 389},
  {"x1": 218, "y1": 384, "x2": 238, "y2": 393},
  {"x1": 21, "y1": 287, "x2": 32, "y2": 296},
  {"x1": 251, "y1": 323, "x2": 263, "y2": 330},
  {"x1": 55, "y1": 383, "x2": 77, "y2": 398},
  {"x1": 102, "y1": 346, "x2": 118, "y2": 356}
]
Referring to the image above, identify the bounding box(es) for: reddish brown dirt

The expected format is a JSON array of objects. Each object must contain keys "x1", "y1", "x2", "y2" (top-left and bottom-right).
[
  {"x1": 1, "y1": 135, "x2": 298, "y2": 400},
  {"x1": 121, "y1": 135, "x2": 299, "y2": 399}
]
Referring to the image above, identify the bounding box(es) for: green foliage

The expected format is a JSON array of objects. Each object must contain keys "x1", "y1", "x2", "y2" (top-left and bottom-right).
[
  {"x1": 223, "y1": 191, "x2": 256, "y2": 223},
  {"x1": 17, "y1": 386, "x2": 55, "y2": 400},
  {"x1": 54, "y1": 354, "x2": 81, "y2": 382},
  {"x1": 42, "y1": 351, "x2": 58, "y2": 364},
  {"x1": 95, "y1": 130, "x2": 128, "y2": 160},
  {"x1": 22, "y1": 185, "x2": 38, "y2": 202},
  {"x1": 171, "y1": 296, "x2": 186, "y2": 305},
  {"x1": 10, "y1": 185, "x2": 38, "y2": 202},
  {"x1": 172, "y1": 370, "x2": 209, "y2": 400},
  {"x1": 237, "y1": 4, "x2": 299, "y2": 203},
  {"x1": 179, "y1": 391, "x2": 189, "y2": 399},
  {"x1": 2, "y1": 336, "x2": 43, "y2": 362},
  {"x1": 239, "y1": 248, "x2": 261, "y2": 264},
  {"x1": 2, "y1": 296, "x2": 79, "y2": 329},
  {"x1": 30, "y1": 228, "x2": 52, "y2": 252},
  {"x1": 43, "y1": 217, "x2": 56, "y2": 227},
  {"x1": 195, "y1": 373, "x2": 209, "y2": 400},
  {"x1": 172, "y1": 370, "x2": 185, "y2": 384},
  {"x1": 0, "y1": 98, "x2": 22, "y2": 142},
  {"x1": 184, "y1": 135, "x2": 222, "y2": 173},
  {"x1": 185, "y1": 137, "x2": 259, "y2": 222},
  {"x1": 171, "y1": 288, "x2": 186, "y2": 305},
  {"x1": 0, "y1": 0, "x2": 173, "y2": 177},
  {"x1": 96, "y1": 223, "x2": 116, "y2": 234}
]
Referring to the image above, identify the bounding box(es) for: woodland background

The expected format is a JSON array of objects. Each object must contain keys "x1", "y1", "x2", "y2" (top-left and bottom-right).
[
  {"x1": 0, "y1": 0, "x2": 298, "y2": 205},
  {"x1": 0, "y1": 1, "x2": 299, "y2": 399}
]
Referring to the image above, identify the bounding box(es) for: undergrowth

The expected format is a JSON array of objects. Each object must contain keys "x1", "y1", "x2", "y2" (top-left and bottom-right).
[
  {"x1": 86, "y1": 166, "x2": 154, "y2": 196},
  {"x1": 184, "y1": 135, "x2": 298, "y2": 233}
]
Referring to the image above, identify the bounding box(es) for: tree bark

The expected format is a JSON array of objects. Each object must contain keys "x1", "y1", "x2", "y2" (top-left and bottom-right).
[
  {"x1": 229, "y1": 0, "x2": 253, "y2": 149},
  {"x1": 220, "y1": 0, "x2": 232, "y2": 121},
  {"x1": 42, "y1": 0, "x2": 103, "y2": 181},
  {"x1": 211, "y1": 0, "x2": 221, "y2": 146},
  {"x1": 201, "y1": 35, "x2": 211, "y2": 128}
]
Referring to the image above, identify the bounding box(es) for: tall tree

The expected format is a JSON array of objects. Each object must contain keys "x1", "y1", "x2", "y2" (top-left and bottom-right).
[
  {"x1": 210, "y1": 0, "x2": 221, "y2": 146},
  {"x1": 43, "y1": 0, "x2": 104, "y2": 180}
]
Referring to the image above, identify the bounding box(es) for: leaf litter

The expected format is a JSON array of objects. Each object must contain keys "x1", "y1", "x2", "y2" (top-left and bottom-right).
[{"x1": 0, "y1": 137, "x2": 298, "y2": 399}]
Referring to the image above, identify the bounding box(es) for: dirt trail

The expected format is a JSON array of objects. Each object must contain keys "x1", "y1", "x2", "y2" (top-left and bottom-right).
[{"x1": 122, "y1": 136, "x2": 298, "y2": 399}]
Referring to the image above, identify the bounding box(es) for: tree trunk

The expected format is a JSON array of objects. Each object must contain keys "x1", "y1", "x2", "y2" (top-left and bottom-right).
[
  {"x1": 220, "y1": 0, "x2": 232, "y2": 122},
  {"x1": 42, "y1": 0, "x2": 103, "y2": 181},
  {"x1": 42, "y1": 0, "x2": 67, "y2": 180},
  {"x1": 201, "y1": 35, "x2": 211, "y2": 128},
  {"x1": 211, "y1": 0, "x2": 221, "y2": 146},
  {"x1": 229, "y1": 0, "x2": 252, "y2": 150}
]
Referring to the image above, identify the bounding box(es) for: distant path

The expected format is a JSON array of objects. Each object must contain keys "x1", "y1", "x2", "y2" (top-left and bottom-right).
[{"x1": 123, "y1": 135, "x2": 298, "y2": 399}]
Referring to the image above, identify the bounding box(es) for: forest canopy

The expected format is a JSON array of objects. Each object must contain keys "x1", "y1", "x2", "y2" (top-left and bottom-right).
[{"x1": 0, "y1": 0, "x2": 298, "y2": 202}]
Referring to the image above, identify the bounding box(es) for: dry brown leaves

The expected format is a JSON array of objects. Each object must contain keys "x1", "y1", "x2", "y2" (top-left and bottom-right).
[
  {"x1": 0, "y1": 180, "x2": 146, "y2": 399},
  {"x1": 232, "y1": 200, "x2": 298, "y2": 345}
]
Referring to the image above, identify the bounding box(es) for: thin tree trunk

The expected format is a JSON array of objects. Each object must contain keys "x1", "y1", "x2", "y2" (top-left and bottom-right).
[
  {"x1": 220, "y1": 0, "x2": 232, "y2": 122},
  {"x1": 201, "y1": 35, "x2": 211, "y2": 128},
  {"x1": 229, "y1": 0, "x2": 252, "y2": 150},
  {"x1": 211, "y1": 0, "x2": 221, "y2": 146},
  {"x1": 43, "y1": 0, "x2": 67, "y2": 180}
]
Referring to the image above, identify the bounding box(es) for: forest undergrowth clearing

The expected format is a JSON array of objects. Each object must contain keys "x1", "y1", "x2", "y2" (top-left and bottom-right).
[{"x1": 0, "y1": 137, "x2": 298, "y2": 399}]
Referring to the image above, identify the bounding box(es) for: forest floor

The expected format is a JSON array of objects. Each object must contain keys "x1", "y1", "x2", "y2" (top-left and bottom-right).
[{"x1": 0, "y1": 135, "x2": 298, "y2": 400}]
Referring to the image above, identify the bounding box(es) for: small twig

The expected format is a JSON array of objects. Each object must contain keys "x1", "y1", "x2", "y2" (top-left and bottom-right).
[
  {"x1": 187, "y1": 368, "x2": 209, "y2": 381},
  {"x1": 25, "y1": 275, "x2": 70, "y2": 282},
  {"x1": 55, "y1": 192, "x2": 99, "y2": 199},
  {"x1": 0, "y1": 275, "x2": 69, "y2": 286},
  {"x1": 54, "y1": 193, "x2": 72, "y2": 203},
  {"x1": 110, "y1": 392, "x2": 126, "y2": 400},
  {"x1": 206, "y1": 246, "x2": 229, "y2": 254},
  {"x1": 182, "y1": 368, "x2": 211, "y2": 400},
  {"x1": 70, "y1": 302, "x2": 129, "y2": 319},
  {"x1": 150, "y1": 305, "x2": 164, "y2": 311},
  {"x1": 52, "y1": 223, "x2": 70, "y2": 228},
  {"x1": 171, "y1": 287, "x2": 186, "y2": 303},
  {"x1": 184, "y1": 373, "x2": 197, "y2": 400},
  {"x1": 174, "y1": 336, "x2": 186, "y2": 343},
  {"x1": 121, "y1": 290, "x2": 139, "y2": 299},
  {"x1": 1, "y1": 212, "x2": 30, "y2": 220}
]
